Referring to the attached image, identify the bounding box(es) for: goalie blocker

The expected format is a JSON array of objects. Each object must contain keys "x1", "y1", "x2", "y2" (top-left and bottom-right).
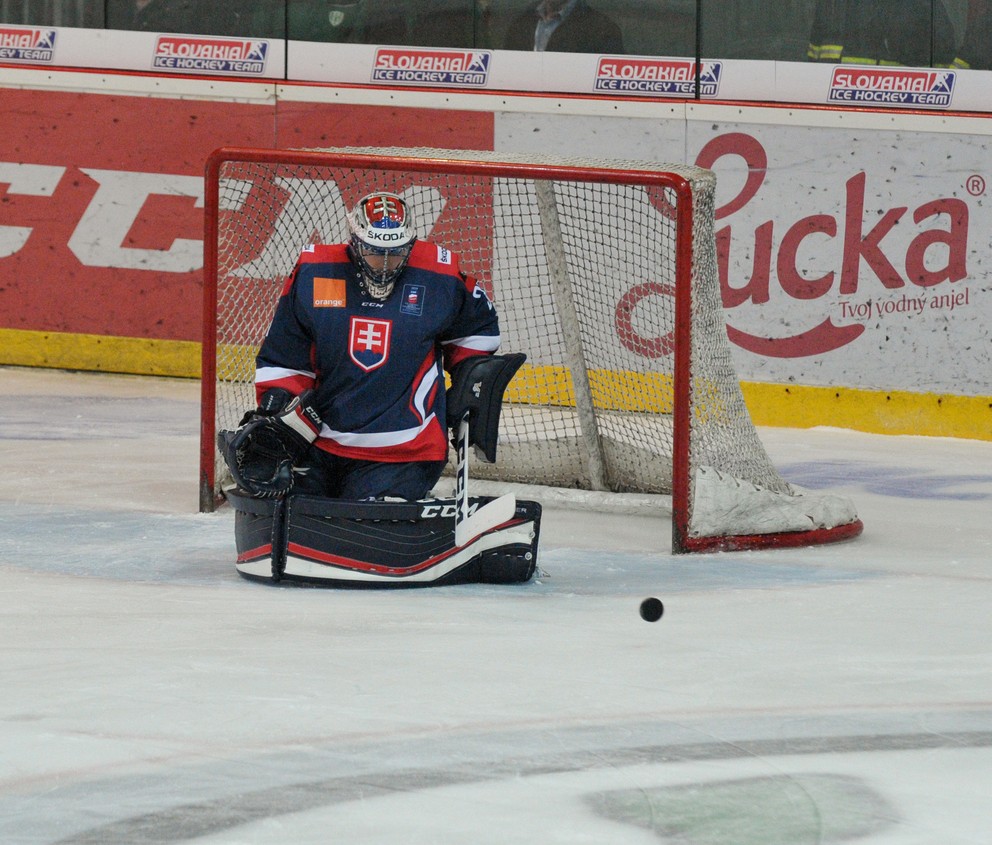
[
  {"x1": 228, "y1": 490, "x2": 542, "y2": 587},
  {"x1": 446, "y1": 353, "x2": 526, "y2": 463}
]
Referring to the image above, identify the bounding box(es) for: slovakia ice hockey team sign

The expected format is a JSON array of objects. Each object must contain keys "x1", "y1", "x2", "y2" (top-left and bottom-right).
[
  {"x1": 152, "y1": 36, "x2": 269, "y2": 75},
  {"x1": 0, "y1": 27, "x2": 56, "y2": 63},
  {"x1": 349, "y1": 317, "x2": 392, "y2": 372},
  {"x1": 595, "y1": 58, "x2": 722, "y2": 97},
  {"x1": 828, "y1": 67, "x2": 955, "y2": 108},
  {"x1": 371, "y1": 49, "x2": 491, "y2": 87}
]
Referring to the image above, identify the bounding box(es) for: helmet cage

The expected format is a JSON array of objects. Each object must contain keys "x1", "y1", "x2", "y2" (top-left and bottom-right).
[{"x1": 349, "y1": 239, "x2": 414, "y2": 300}]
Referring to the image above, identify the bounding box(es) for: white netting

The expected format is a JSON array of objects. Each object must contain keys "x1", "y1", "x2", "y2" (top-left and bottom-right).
[{"x1": 205, "y1": 146, "x2": 858, "y2": 547}]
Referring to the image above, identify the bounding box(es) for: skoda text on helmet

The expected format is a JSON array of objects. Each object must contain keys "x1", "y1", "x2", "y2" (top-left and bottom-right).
[{"x1": 347, "y1": 192, "x2": 416, "y2": 301}]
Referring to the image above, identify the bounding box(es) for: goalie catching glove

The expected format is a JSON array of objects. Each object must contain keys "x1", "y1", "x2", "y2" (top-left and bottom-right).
[
  {"x1": 218, "y1": 389, "x2": 322, "y2": 498},
  {"x1": 446, "y1": 353, "x2": 526, "y2": 463}
]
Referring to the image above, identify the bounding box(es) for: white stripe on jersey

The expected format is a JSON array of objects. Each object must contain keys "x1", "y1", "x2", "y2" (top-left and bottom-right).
[
  {"x1": 320, "y1": 414, "x2": 438, "y2": 449},
  {"x1": 255, "y1": 365, "x2": 316, "y2": 383},
  {"x1": 412, "y1": 365, "x2": 440, "y2": 424},
  {"x1": 440, "y1": 334, "x2": 501, "y2": 352}
]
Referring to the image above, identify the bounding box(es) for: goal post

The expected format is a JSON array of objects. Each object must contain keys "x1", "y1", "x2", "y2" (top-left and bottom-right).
[{"x1": 200, "y1": 145, "x2": 863, "y2": 554}]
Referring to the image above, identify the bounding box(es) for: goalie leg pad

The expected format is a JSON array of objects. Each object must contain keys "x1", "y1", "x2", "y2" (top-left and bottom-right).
[
  {"x1": 225, "y1": 490, "x2": 541, "y2": 587},
  {"x1": 471, "y1": 542, "x2": 539, "y2": 585},
  {"x1": 229, "y1": 493, "x2": 289, "y2": 583}
]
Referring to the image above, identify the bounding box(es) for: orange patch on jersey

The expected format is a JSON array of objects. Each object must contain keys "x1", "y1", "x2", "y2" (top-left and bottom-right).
[{"x1": 313, "y1": 277, "x2": 346, "y2": 308}]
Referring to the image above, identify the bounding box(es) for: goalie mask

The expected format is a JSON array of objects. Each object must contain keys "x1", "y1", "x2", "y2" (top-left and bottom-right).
[{"x1": 347, "y1": 192, "x2": 416, "y2": 300}]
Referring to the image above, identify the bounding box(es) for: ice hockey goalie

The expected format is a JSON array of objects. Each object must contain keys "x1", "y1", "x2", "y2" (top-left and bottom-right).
[{"x1": 218, "y1": 191, "x2": 540, "y2": 586}]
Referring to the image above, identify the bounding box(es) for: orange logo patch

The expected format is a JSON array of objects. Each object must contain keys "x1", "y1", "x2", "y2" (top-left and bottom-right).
[{"x1": 313, "y1": 277, "x2": 346, "y2": 308}]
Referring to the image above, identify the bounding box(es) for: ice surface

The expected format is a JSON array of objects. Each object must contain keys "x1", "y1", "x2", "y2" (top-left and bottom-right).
[{"x1": 1, "y1": 366, "x2": 990, "y2": 844}]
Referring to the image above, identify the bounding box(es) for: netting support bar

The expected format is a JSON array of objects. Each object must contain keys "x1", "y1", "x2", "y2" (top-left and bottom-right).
[{"x1": 535, "y1": 180, "x2": 609, "y2": 492}]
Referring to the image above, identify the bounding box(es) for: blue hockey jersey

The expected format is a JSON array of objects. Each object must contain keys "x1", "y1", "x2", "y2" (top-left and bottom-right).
[{"x1": 255, "y1": 240, "x2": 501, "y2": 462}]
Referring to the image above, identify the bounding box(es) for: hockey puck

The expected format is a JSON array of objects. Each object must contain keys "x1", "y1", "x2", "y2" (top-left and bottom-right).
[{"x1": 639, "y1": 597, "x2": 664, "y2": 622}]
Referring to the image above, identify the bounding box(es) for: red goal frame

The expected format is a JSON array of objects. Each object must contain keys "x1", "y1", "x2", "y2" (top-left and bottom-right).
[{"x1": 200, "y1": 146, "x2": 863, "y2": 554}]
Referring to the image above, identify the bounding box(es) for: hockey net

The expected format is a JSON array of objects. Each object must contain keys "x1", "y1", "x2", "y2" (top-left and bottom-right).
[{"x1": 200, "y1": 146, "x2": 862, "y2": 553}]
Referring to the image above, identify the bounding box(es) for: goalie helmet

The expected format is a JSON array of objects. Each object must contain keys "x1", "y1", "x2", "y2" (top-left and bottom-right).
[{"x1": 347, "y1": 192, "x2": 416, "y2": 300}]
